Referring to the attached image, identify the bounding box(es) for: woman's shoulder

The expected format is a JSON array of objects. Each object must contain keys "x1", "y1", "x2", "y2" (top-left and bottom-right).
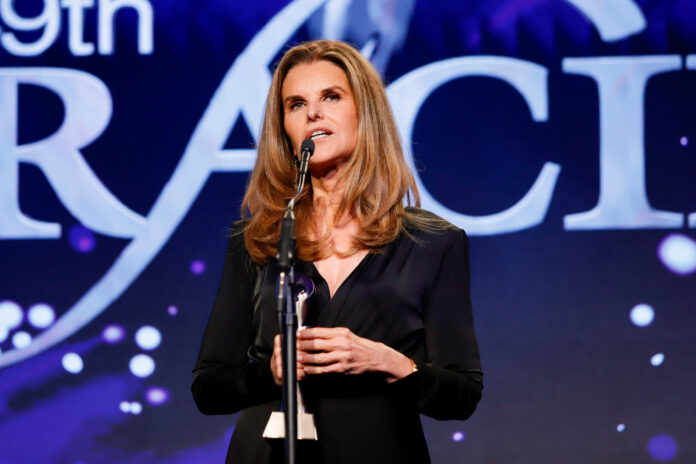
[
  {"x1": 224, "y1": 219, "x2": 255, "y2": 261},
  {"x1": 228, "y1": 219, "x2": 248, "y2": 237},
  {"x1": 401, "y1": 207, "x2": 468, "y2": 249}
]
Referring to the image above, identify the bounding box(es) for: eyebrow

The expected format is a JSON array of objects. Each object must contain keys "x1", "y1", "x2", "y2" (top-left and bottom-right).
[{"x1": 283, "y1": 85, "x2": 348, "y2": 105}]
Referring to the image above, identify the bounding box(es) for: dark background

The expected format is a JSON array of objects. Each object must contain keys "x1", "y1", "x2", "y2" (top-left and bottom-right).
[{"x1": 1, "y1": 1, "x2": 694, "y2": 463}]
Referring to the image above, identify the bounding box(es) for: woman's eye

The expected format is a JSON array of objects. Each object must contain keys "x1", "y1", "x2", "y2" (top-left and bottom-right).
[
  {"x1": 289, "y1": 101, "x2": 303, "y2": 111},
  {"x1": 325, "y1": 93, "x2": 339, "y2": 101}
]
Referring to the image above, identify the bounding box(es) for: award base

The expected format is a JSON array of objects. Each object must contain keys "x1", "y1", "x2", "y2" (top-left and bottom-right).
[{"x1": 262, "y1": 411, "x2": 318, "y2": 440}]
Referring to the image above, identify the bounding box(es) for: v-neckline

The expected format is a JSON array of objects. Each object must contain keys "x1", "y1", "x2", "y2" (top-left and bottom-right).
[{"x1": 311, "y1": 251, "x2": 371, "y2": 301}]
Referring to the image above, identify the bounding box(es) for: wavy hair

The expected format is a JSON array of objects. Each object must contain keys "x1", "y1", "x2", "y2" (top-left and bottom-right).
[{"x1": 242, "y1": 39, "x2": 437, "y2": 264}]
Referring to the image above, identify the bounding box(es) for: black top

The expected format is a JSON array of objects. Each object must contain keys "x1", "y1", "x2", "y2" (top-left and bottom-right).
[{"x1": 192, "y1": 209, "x2": 483, "y2": 464}]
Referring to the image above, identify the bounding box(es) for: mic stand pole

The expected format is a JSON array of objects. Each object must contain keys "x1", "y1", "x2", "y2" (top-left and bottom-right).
[{"x1": 276, "y1": 164, "x2": 309, "y2": 464}]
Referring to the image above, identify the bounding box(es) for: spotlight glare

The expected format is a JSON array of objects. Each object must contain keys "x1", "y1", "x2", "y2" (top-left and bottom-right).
[
  {"x1": 145, "y1": 387, "x2": 170, "y2": 406},
  {"x1": 130, "y1": 402, "x2": 143, "y2": 415},
  {"x1": 119, "y1": 401, "x2": 131, "y2": 413},
  {"x1": 135, "y1": 326, "x2": 161, "y2": 351},
  {"x1": 658, "y1": 234, "x2": 696, "y2": 275},
  {"x1": 62, "y1": 352, "x2": 84, "y2": 374},
  {"x1": 102, "y1": 324, "x2": 125, "y2": 344},
  {"x1": 129, "y1": 354, "x2": 155, "y2": 378},
  {"x1": 12, "y1": 331, "x2": 32, "y2": 349},
  {"x1": 650, "y1": 353, "x2": 665, "y2": 367},
  {"x1": 630, "y1": 304, "x2": 655, "y2": 327},
  {"x1": 0, "y1": 301, "x2": 23, "y2": 330},
  {"x1": 28, "y1": 303, "x2": 56, "y2": 329},
  {"x1": 190, "y1": 260, "x2": 206, "y2": 275},
  {"x1": 647, "y1": 435, "x2": 678, "y2": 461}
]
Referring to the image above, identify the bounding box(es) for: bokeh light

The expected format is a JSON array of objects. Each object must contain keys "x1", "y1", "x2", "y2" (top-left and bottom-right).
[
  {"x1": 119, "y1": 401, "x2": 131, "y2": 413},
  {"x1": 0, "y1": 300, "x2": 23, "y2": 330},
  {"x1": 130, "y1": 402, "x2": 143, "y2": 415},
  {"x1": 129, "y1": 354, "x2": 155, "y2": 378},
  {"x1": 135, "y1": 326, "x2": 161, "y2": 350},
  {"x1": 617, "y1": 424, "x2": 626, "y2": 432},
  {"x1": 28, "y1": 303, "x2": 56, "y2": 329},
  {"x1": 190, "y1": 260, "x2": 206, "y2": 275},
  {"x1": 0, "y1": 325, "x2": 8, "y2": 343},
  {"x1": 651, "y1": 353, "x2": 665, "y2": 367},
  {"x1": 12, "y1": 331, "x2": 32, "y2": 349},
  {"x1": 630, "y1": 304, "x2": 654, "y2": 327},
  {"x1": 680, "y1": 136, "x2": 688, "y2": 146},
  {"x1": 167, "y1": 305, "x2": 178, "y2": 316},
  {"x1": 68, "y1": 224, "x2": 96, "y2": 253},
  {"x1": 452, "y1": 431, "x2": 465, "y2": 442},
  {"x1": 62, "y1": 353, "x2": 84, "y2": 374},
  {"x1": 102, "y1": 324, "x2": 126, "y2": 344},
  {"x1": 657, "y1": 234, "x2": 696, "y2": 275},
  {"x1": 647, "y1": 435, "x2": 678, "y2": 461},
  {"x1": 145, "y1": 387, "x2": 170, "y2": 406}
]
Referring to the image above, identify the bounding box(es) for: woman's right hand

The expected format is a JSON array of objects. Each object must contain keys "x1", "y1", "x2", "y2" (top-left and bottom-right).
[{"x1": 271, "y1": 334, "x2": 306, "y2": 386}]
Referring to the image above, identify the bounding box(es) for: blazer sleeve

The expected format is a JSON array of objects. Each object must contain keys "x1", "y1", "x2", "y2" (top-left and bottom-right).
[
  {"x1": 191, "y1": 228, "x2": 280, "y2": 415},
  {"x1": 393, "y1": 229, "x2": 483, "y2": 420}
]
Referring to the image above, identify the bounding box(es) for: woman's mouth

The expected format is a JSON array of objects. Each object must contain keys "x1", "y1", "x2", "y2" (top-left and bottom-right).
[{"x1": 310, "y1": 130, "x2": 331, "y2": 141}]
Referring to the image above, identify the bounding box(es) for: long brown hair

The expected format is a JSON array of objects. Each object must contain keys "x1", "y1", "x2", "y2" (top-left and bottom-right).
[{"x1": 242, "y1": 39, "x2": 433, "y2": 264}]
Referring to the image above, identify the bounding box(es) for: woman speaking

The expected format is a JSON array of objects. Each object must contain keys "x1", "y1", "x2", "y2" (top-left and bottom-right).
[{"x1": 192, "y1": 39, "x2": 482, "y2": 464}]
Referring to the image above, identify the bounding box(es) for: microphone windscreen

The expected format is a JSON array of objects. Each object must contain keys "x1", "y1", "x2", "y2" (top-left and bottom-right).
[{"x1": 300, "y1": 138, "x2": 315, "y2": 157}]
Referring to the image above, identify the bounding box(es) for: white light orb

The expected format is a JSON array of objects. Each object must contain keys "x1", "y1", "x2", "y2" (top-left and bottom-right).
[
  {"x1": 28, "y1": 303, "x2": 56, "y2": 329},
  {"x1": 658, "y1": 234, "x2": 696, "y2": 275},
  {"x1": 135, "y1": 326, "x2": 161, "y2": 351},
  {"x1": 0, "y1": 301, "x2": 23, "y2": 329},
  {"x1": 12, "y1": 331, "x2": 32, "y2": 349},
  {"x1": 129, "y1": 354, "x2": 155, "y2": 378},
  {"x1": 651, "y1": 353, "x2": 665, "y2": 367},
  {"x1": 630, "y1": 304, "x2": 655, "y2": 327},
  {"x1": 119, "y1": 401, "x2": 131, "y2": 413},
  {"x1": 62, "y1": 352, "x2": 84, "y2": 374},
  {"x1": 617, "y1": 424, "x2": 626, "y2": 432},
  {"x1": 130, "y1": 402, "x2": 143, "y2": 415}
]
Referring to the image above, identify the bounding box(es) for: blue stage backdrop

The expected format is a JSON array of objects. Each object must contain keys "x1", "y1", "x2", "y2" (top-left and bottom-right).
[{"x1": 1, "y1": 1, "x2": 695, "y2": 462}]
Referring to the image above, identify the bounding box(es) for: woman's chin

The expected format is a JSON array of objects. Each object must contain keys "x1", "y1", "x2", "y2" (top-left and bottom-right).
[{"x1": 309, "y1": 154, "x2": 350, "y2": 173}]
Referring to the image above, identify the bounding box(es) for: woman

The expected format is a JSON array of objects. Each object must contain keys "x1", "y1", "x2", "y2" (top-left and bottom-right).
[{"x1": 192, "y1": 39, "x2": 482, "y2": 464}]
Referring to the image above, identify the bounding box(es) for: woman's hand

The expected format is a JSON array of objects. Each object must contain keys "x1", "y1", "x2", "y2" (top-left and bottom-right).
[
  {"x1": 270, "y1": 334, "x2": 306, "y2": 386},
  {"x1": 297, "y1": 327, "x2": 415, "y2": 383}
]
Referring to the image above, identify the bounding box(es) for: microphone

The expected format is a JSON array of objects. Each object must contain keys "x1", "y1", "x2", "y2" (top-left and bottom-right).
[
  {"x1": 298, "y1": 138, "x2": 314, "y2": 177},
  {"x1": 279, "y1": 138, "x2": 315, "y2": 271}
]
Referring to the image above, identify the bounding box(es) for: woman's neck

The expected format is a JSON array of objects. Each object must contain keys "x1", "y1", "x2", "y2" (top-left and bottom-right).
[
  {"x1": 311, "y1": 164, "x2": 345, "y2": 225},
  {"x1": 310, "y1": 163, "x2": 356, "y2": 247}
]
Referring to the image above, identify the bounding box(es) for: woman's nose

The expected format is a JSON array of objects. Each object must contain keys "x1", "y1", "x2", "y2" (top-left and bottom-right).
[{"x1": 307, "y1": 102, "x2": 323, "y2": 121}]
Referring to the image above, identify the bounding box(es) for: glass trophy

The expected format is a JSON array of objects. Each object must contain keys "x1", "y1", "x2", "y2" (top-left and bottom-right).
[{"x1": 263, "y1": 274, "x2": 318, "y2": 440}]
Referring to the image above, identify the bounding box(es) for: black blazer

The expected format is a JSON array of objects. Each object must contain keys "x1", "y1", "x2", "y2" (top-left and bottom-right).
[{"x1": 192, "y1": 210, "x2": 483, "y2": 464}]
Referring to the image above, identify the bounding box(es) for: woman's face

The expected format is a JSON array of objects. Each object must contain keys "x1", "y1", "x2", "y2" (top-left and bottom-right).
[{"x1": 281, "y1": 60, "x2": 358, "y2": 170}]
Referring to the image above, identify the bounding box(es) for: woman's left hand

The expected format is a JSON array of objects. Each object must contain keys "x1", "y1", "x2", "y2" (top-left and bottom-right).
[{"x1": 297, "y1": 327, "x2": 414, "y2": 383}]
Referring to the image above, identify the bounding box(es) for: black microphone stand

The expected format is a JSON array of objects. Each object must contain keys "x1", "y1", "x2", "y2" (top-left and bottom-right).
[{"x1": 276, "y1": 140, "x2": 313, "y2": 464}]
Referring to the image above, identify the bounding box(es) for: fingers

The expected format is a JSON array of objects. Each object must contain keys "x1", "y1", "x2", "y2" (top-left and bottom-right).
[
  {"x1": 272, "y1": 328, "x2": 370, "y2": 382},
  {"x1": 298, "y1": 327, "x2": 351, "y2": 340},
  {"x1": 272, "y1": 334, "x2": 307, "y2": 385},
  {"x1": 271, "y1": 335, "x2": 282, "y2": 386},
  {"x1": 300, "y1": 350, "x2": 347, "y2": 366},
  {"x1": 297, "y1": 327, "x2": 354, "y2": 352}
]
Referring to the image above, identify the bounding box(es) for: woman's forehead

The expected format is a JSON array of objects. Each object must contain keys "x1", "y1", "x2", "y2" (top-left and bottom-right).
[{"x1": 282, "y1": 60, "x2": 351, "y2": 97}]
